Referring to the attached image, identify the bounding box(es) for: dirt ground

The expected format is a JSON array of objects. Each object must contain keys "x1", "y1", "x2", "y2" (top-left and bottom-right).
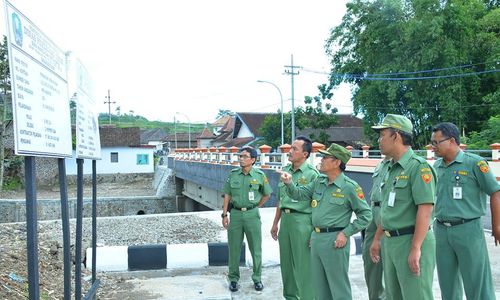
[{"x1": 0, "y1": 177, "x2": 157, "y2": 299}]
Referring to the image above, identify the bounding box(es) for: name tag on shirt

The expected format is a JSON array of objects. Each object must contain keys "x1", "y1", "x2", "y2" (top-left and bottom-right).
[
  {"x1": 453, "y1": 186, "x2": 462, "y2": 200},
  {"x1": 249, "y1": 191, "x2": 255, "y2": 201},
  {"x1": 388, "y1": 191, "x2": 396, "y2": 207}
]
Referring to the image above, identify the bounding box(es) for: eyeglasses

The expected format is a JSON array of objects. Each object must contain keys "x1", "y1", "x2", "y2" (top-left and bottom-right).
[{"x1": 430, "y1": 137, "x2": 451, "y2": 147}]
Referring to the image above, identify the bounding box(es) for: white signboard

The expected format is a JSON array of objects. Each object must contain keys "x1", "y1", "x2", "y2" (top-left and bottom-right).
[
  {"x1": 67, "y1": 55, "x2": 101, "y2": 159},
  {"x1": 4, "y1": 1, "x2": 72, "y2": 157}
]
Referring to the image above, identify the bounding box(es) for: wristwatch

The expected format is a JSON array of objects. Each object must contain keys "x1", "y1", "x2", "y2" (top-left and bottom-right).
[{"x1": 221, "y1": 213, "x2": 227, "y2": 218}]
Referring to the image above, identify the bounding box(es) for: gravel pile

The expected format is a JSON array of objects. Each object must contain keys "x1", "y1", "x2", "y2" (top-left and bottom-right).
[
  {"x1": 40, "y1": 214, "x2": 224, "y2": 247},
  {"x1": 0, "y1": 214, "x2": 224, "y2": 299}
]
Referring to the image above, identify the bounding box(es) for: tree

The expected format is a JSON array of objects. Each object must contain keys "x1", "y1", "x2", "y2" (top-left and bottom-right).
[
  {"x1": 216, "y1": 109, "x2": 233, "y2": 119},
  {"x1": 0, "y1": 36, "x2": 12, "y2": 190},
  {"x1": 465, "y1": 115, "x2": 500, "y2": 149},
  {"x1": 325, "y1": 0, "x2": 499, "y2": 148}
]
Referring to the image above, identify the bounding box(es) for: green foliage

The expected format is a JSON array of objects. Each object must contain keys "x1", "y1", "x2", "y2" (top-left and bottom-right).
[
  {"x1": 260, "y1": 83, "x2": 339, "y2": 148},
  {"x1": 3, "y1": 155, "x2": 23, "y2": 190},
  {"x1": 216, "y1": 109, "x2": 233, "y2": 119},
  {"x1": 97, "y1": 113, "x2": 205, "y2": 133},
  {"x1": 465, "y1": 115, "x2": 500, "y2": 149},
  {"x1": 326, "y1": 0, "x2": 499, "y2": 148}
]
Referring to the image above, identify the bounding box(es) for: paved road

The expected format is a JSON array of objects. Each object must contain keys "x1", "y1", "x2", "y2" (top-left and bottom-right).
[{"x1": 103, "y1": 208, "x2": 499, "y2": 300}]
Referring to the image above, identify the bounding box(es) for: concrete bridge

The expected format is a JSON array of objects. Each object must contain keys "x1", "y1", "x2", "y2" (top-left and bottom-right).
[
  {"x1": 166, "y1": 144, "x2": 500, "y2": 230},
  {"x1": 166, "y1": 145, "x2": 500, "y2": 206}
]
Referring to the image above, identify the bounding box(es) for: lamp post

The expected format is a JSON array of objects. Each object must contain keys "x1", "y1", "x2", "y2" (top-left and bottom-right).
[
  {"x1": 257, "y1": 80, "x2": 284, "y2": 146},
  {"x1": 174, "y1": 115, "x2": 178, "y2": 150},
  {"x1": 176, "y1": 112, "x2": 191, "y2": 149}
]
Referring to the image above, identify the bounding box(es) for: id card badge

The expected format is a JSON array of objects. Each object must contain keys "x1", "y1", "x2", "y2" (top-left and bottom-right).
[
  {"x1": 388, "y1": 191, "x2": 396, "y2": 207},
  {"x1": 453, "y1": 186, "x2": 462, "y2": 200},
  {"x1": 248, "y1": 191, "x2": 255, "y2": 201}
]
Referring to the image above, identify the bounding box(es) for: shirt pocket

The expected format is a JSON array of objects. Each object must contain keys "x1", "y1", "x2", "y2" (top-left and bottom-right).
[
  {"x1": 329, "y1": 195, "x2": 346, "y2": 206},
  {"x1": 394, "y1": 179, "x2": 409, "y2": 201}
]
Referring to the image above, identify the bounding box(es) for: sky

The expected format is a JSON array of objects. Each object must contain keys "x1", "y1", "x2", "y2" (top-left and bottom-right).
[{"x1": 1, "y1": 0, "x2": 354, "y2": 124}]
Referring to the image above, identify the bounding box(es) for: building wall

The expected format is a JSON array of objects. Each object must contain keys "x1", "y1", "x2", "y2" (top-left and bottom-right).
[
  {"x1": 236, "y1": 124, "x2": 253, "y2": 138},
  {"x1": 65, "y1": 147, "x2": 155, "y2": 175}
]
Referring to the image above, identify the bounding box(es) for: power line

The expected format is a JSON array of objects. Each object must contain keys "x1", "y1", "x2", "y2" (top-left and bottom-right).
[{"x1": 302, "y1": 61, "x2": 500, "y2": 80}]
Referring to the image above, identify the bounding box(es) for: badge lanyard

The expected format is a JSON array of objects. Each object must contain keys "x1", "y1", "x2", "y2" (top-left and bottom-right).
[
  {"x1": 388, "y1": 177, "x2": 397, "y2": 207},
  {"x1": 453, "y1": 171, "x2": 462, "y2": 200}
]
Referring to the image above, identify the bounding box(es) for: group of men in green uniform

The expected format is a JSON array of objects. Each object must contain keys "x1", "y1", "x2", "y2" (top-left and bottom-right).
[{"x1": 220, "y1": 114, "x2": 500, "y2": 299}]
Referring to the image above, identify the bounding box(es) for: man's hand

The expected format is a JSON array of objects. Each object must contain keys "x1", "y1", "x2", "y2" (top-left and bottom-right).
[
  {"x1": 277, "y1": 170, "x2": 292, "y2": 184},
  {"x1": 493, "y1": 225, "x2": 499, "y2": 246},
  {"x1": 271, "y1": 224, "x2": 279, "y2": 241},
  {"x1": 222, "y1": 216, "x2": 229, "y2": 229},
  {"x1": 370, "y1": 239, "x2": 381, "y2": 263},
  {"x1": 408, "y1": 246, "x2": 421, "y2": 276},
  {"x1": 334, "y1": 232, "x2": 347, "y2": 248}
]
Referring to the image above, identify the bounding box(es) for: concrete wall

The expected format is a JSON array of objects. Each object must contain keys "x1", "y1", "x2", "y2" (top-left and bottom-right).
[{"x1": 0, "y1": 196, "x2": 175, "y2": 223}]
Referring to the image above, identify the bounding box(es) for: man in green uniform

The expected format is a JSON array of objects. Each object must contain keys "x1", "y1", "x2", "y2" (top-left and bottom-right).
[
  {"x1": 369, "y1": 114, "x2": 436, "y2": 300},
  {"x1": 222, "y1": 146, "x2": 273, "y2": 292},
  {"x1": 271, "y1": 136, "x2": 319, "y2": 300},
  {"x1": 431, "y1": 122, "x2": 500, "y2": 300},
  {"x1": 280, "y1": 143, "x2": 372, "y2": 300},
  {"x1": 362, "y1": 157, "x2": 390, "y2": 300}
]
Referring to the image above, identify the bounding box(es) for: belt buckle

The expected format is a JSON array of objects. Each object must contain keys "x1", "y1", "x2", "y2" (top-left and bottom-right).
[
  {"x1": 443, "y1": 222, "x2": 452, "y2": 227},
  {"x1": 284, "y1": 208, "x2": 291, "y2": 214},
  {"x1": 241, "y1": 207, "x2": 247, "y2": 212},
  {"x1": 384, "y1": 231, "x2": 391, "y2": 237},
  {"x1": 314, "y1": 227, "x2": 320, "y2": 233}
]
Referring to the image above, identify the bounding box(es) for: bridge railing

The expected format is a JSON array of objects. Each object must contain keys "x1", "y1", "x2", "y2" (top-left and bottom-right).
[{"x1": 170, "y1": 142, "x2": 500, "y2": 177}]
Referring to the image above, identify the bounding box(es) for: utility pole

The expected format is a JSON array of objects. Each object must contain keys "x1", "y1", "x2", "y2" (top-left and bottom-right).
[
  {"x1": 284, "y1": 54, "x2": 301, "y2": 142},
  {"x1": 104, "y1": 89, "x2": 116, "y2": 124}
]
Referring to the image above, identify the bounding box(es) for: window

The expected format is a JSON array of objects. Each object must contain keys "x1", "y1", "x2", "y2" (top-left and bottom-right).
[
  {"x1": 137, "y1": 154, "x2": 149, "y2": 165},
  {"x1": 110, "y1": 152, "x2": 118, "y2": 163}
]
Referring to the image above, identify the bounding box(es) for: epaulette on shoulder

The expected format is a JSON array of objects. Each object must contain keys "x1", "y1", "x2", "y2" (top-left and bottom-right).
[
  {"x1": 345, "y1": 176, "x2": 360, "y2": 188},
  {"x1": 230, "y1": 168, "x2": 240, "y2": 172},
  {"x1": 412, "y1": 155, "x2": 427, "y2": 164},
  {"x1": 254, "y1": 168, "x2": 265, "y2": 175},
  {"x1": 463, "y1": 151, "x2": 483, "y2": 162}
]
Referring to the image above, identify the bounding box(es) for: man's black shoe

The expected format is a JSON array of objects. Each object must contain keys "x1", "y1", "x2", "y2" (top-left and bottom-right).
[
  {"x1": 254, "y1": 281, "x2": 264, "y2": 291},
  {"x1": 229, "y1": 281, "x2": 238, "y2": 292}
]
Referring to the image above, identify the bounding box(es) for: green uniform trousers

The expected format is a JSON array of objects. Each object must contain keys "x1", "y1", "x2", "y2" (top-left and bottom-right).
[
  {"x1": 362, "y1": 205, "x2": 385, "y2": 300},
  {"x1": 310, "y1": 231, "x2": 351, "y2": 300},
  {"x1": 279, "y1": 212, "x2": 314, "y2": 300},
  {"x1": 434, "y1": 218, "x2": 495, "y2": 300},
  {"x1": 227, "y1": 208, "x2": 262, "y2": 283},
  {"x1": 382, "y1": 231, "x2": 435, "y2": 300}
]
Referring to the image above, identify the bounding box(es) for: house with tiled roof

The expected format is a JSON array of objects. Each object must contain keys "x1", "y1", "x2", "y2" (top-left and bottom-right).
[
  {"x1": 65, "y1": 125, "x2": 155, "y2": 175},
  {"x1": 296, "y1": 114, "x2": 367, "y2": 147},
  {"x1": 198, "y1": 126, "x2": 216, "y2": 148},
  {"x1": 140, "y1": 128, "x2": 169, "y2": 150}
]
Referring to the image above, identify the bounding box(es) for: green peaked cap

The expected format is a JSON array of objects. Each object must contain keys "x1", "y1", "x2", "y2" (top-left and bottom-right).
[
  {"x1": 318, "y1": 143, "x2": 351, "y2": 164},
  {"x1": 371, "y1": 114, "x2": 413, "y2": 135}
]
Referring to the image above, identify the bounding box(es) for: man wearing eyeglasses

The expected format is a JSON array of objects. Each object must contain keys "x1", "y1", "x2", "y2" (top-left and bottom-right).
[
  {"x1": 221, "y1": 146, "x2": 272, "y2": 292},
  {"x1": 279, "y1": 143, "x2": 372, "y2": 300},
  {"x1": 431, "y1": 122, "x2": 500, "y2": 300},
  {"x1": 369, "y1": 114, "x2": 436, "y2": 300},
  {"x1": 271, "y1": 136, "x2": 319, "y2": 300}
]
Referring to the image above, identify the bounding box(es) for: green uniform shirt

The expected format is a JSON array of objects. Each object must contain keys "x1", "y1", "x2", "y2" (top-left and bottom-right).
[
  {"x1": 286, "y1": 172, "x2": 372, "y2": 237},
  {"x1": 434, "y1": 150, "x2": 500, "y2": 220},
  {"x1": 278, "y1": 162, "x2": 320, "y2": 213},
  {"x1": 370, "y1": 158, "x2": 391, "y2": 203},
  {"x1": 380, "y1": 148, "x2": 436, "y2": 231},
  {"x1": 223, "y1": 167, "x2": 273, "y2": 207}
]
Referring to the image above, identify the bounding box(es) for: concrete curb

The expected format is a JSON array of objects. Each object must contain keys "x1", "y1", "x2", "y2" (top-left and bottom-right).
[{"x1": 86, "y1": 236, "x2": 362, "y2": 272}]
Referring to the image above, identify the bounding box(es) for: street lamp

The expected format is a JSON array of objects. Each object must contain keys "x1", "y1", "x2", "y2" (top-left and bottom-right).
[
  {"x1": 257, "y1": 80, "x2": 284, "y2": 146},
  {"x1": 176, "y1": 112, "x2": 191, "y2": 149}
]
